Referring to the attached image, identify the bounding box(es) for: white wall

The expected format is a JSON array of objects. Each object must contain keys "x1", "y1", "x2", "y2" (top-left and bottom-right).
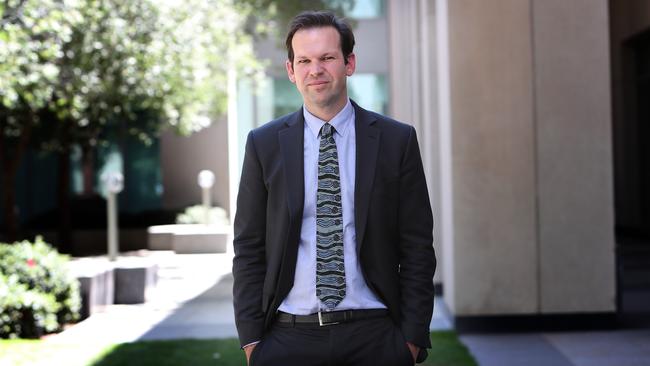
[{"x1": 160, "y1": 117, "x2": 231, "y2": 218}]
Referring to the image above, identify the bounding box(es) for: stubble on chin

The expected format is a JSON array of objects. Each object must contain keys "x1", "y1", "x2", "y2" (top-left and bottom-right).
[{"x1": 306, "y1": 90, "x2": 335, "y2": 109}]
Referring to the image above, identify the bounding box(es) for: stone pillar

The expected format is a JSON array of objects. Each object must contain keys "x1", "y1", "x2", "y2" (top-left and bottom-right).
[
  {"x1": 389, "y1": 0, "x2": 616, "y2": 319},
  {"x1": 446, "y1": 0, "x2": 539, "y2": 316},
  {"x1": 388, "y1": 0, "x2": 445, "y2": 286},
  {"x1": 532, "y1": 0, "x2": 615, "y2": 313}
]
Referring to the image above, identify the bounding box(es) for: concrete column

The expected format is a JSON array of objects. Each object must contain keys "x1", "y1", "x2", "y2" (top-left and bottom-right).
[
  {"x1": 447, "y1": 0, "x2": 539, "y2": 315},
  {"x1": 386, "y1": 0, "x2": 617, "y2": 319},
  {"x1": 441, "y1": 0, "x2": 615, "y2": 316},
  {"x1": 388, "y1": 0, "x2": 444, "y2": 285},
  {"x1": 532, "y1": 0, "x2": 615, "y2": 313},
  {"x1": 434, "y1": 0, "x2": 456, "y2": 312},
  {"x1": 388, "y1": 0, "x2": 420, "y2": 124}
]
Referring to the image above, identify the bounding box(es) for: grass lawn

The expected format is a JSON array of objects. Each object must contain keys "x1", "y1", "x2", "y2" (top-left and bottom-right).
[
  {"x1": 0, "y1": 332, "x2": 476, "y2": 366},
  {"x1": 0, "y1": 339, "x2": 108, "y2": 366}
]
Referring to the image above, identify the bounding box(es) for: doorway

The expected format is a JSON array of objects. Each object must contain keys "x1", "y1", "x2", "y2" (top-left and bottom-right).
[{"x1": 615, "y1": 27, "x2": 650, "y2": 318}]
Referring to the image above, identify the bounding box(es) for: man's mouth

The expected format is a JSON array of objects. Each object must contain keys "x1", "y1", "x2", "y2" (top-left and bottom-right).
[{"x1": 308, "y1": 80, "x2": 328, "y2": 87}]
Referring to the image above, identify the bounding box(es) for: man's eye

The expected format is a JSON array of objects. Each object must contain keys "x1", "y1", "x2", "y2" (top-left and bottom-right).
[{"x1": 298, "y1": 60, "x2": 309, "y2": 64}]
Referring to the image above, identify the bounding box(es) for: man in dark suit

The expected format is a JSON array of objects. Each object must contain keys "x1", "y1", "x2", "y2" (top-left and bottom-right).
[{"x1": 233, "y1": 10, "x2": 436, "y2": 366}]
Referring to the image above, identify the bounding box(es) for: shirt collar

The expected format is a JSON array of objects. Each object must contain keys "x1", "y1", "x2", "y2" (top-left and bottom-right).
[{"x1": 304, "y1": 99, "x2": 354, "y2": 138}]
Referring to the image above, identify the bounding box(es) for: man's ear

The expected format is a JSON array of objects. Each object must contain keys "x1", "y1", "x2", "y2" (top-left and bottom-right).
[
  {"x1": 286, "y1": 60, "x2": 296, "y2": 83},
  {"x1": 345, "y1": 53, "x2": 356, "y2": 76}
]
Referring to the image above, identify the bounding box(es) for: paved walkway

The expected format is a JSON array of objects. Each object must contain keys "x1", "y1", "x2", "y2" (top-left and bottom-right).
[
  {"x1": 461, "y1": 330, "x2": 650, "y2": 366},
  {"x1": 52, "y1": 251, "x2": 237, "y2": 344},
  {"x1": 50, "y1": 252, "x2": 650, "y2": 366}
]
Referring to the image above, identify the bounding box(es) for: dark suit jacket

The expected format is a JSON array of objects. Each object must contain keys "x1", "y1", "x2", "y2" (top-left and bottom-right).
[{"x1": 232, "y1": 101, "x2": 436, "y2": 350}]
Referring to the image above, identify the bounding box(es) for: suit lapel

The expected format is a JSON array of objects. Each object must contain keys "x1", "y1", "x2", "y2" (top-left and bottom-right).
[
  {"x1": 277, "y1": 110, "x2": 304, "y2": 299},
  {"x1": 353, "y1": 102, "x2": 380, "y2": 255}
]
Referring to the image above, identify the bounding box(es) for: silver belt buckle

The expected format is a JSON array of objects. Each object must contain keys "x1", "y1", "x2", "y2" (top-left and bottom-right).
[{"x1": 318, "y1": 310, "x2": 339, "y2": 326}]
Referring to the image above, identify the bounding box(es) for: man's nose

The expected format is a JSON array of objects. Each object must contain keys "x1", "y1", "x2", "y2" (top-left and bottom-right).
[{"x1": 309, "y1": 62, "x2": 324, "y2": 76}]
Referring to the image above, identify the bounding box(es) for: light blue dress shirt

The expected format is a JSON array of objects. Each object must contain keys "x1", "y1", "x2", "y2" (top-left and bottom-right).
[{"x1": 278, "y1": 99, "x2": 386, "y2": 315}]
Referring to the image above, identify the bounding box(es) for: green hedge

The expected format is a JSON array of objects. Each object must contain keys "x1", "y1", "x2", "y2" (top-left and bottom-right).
[
  {"x1": 0, "y1": 237, "x2": 81, "y2": 338},
  {"x1": 175, "y1": 205, "x2": 229, "y2": 225}
]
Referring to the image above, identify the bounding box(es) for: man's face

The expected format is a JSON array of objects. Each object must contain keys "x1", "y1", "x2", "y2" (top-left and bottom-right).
[{"x1": 286, "y1": 26, "x2": 356, "y2": 114}]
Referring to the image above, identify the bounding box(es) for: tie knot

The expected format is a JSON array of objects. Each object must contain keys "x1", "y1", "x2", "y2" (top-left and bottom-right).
[{"x1": 321, "y1": 123, "x2": 335, "y2": 138}]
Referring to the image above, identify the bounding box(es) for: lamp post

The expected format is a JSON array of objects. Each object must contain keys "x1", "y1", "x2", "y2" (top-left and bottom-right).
[
  {"x1": 103, "y1": 172, "x2": 124, "y2": 261},
  {"x1": 197, "y1": 170, "x2": 215, "y2": 225}
]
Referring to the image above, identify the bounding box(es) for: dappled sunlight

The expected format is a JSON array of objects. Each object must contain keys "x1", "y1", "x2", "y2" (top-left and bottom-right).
[{"x1": 51, "y1": 252, "x2": 235, "y2": 346}]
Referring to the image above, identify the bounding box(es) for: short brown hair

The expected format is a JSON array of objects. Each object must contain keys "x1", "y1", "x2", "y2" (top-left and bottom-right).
[{"x1": 285, "y1": 11, "x2": 355, "y2": 65}]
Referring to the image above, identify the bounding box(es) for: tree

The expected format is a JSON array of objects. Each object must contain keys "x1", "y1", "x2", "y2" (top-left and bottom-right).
[
  {"x1": 1, "y1": 0, "x2": 261, "y2": 244},
  {"x1": 1, "y1": 0, "x2": 83, "y2": 242}
]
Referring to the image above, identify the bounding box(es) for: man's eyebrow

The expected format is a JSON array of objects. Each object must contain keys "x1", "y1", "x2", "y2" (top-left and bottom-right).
[{"x1": 295, "y1": 52, "x2": 338, "y2": 59}]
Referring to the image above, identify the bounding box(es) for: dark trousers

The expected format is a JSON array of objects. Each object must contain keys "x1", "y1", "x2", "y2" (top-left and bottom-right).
[{"x1": 249, "y1": 316, "x2": 415, "y2": 366}]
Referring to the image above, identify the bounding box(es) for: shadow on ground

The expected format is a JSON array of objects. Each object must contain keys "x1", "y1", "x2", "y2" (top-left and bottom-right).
[
  {"x1": 88, "y1": 272, "x2": 243, "y2": 365},
  {"x1": 139, "y1": 272, "x2": 237, "y2": 340}
]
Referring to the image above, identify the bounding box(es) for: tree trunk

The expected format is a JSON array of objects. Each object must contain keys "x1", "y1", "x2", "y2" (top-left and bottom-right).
[
  {"x1": 0, "y1": 170, "x2": 18, "y2": 242},
  {"x1": 0, "y1": 115, "x2": 33, "y2": 243},
  {"x1": 81, "y1": 144, "x2": 95, "y2": 196},
  {"x1": 57, "y1": 143, "x2": 72, "y2": 253}
]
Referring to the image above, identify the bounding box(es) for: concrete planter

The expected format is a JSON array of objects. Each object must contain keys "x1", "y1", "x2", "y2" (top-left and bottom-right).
[
  {"x1": 68, "y1": 259, "x2": 115, "y2": 319},
  {"x1": 71, "y1": 255, "x2": 160, "y2": 314},
  {"x1": 114, "y1": 258, "x2": 158, "y2": 304},
  {"x1": 147, "y1": 224, "x2": 231, "y2": 254}
]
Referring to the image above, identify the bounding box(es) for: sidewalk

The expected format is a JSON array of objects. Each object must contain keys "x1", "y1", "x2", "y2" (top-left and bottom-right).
[
  {"x1": 50, "y1": 252, "x2": 650, "y2": 366},
  {"x1": 51, "y1": 251, "x2": 237, "y2": 344},
  {"x1": 461, "y1": 330, "x2": 650, "y2": 366}
]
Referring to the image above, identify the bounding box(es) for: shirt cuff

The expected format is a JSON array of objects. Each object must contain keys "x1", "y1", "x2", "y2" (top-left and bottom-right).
[{"x1": 242, "y1": 341, "x2": 260, "y2": 350}]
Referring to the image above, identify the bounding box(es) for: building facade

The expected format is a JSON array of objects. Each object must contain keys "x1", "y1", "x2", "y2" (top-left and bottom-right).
[{"x1": 388, "y1": 0, "x2": 649, "y2": 325}]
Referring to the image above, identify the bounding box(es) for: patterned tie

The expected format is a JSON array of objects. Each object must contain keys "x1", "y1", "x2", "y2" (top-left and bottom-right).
[{"x1": 316, "y1": 123, "x2": 346, "y2": 310}]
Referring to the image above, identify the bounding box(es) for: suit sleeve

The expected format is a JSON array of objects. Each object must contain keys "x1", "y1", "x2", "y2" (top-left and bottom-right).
[
  {"x1": 398, "y1": 126, "x2": 437, "y2": 348},
  {"x1": 232, "y1": 131, "x2": 268, "y2": 348}
]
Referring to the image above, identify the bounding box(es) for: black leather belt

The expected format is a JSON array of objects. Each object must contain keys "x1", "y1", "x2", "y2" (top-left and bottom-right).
[{"x1": 276, "y1": 309, "x2": 389, "y2": 326}]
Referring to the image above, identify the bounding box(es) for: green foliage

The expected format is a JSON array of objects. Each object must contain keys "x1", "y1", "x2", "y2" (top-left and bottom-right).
[
  {"x1": 1, "y1": 0, "x2": 263, "y2": 152},
  {"x1": 175, "y1": 205, "x2": 229, "y2": 225},
  {"x1": 90, "y1": 339, "x2": 245, "y2": 366},
  {"x1": 425, "y1": 331, "x2": 478, "y2": 366},
  {"x1": 0, "y1": 237, "x2": 81, "y2": 339},
  {"x1": 0, "y1": 273, "x2": 60, "y2": 339},
  {"x1": 0, "y1": 0, "x2": 81, "y2": 112},
  {"x1": 0, "y1": 338, "x2": 105, "y2": 366}
]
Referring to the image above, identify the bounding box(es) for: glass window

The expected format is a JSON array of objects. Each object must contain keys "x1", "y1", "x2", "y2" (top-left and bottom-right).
[
  {"x1": 348, "y1": 74, "x2": 388, "y2": 115},
  {"x1": 273, "y1": 78, "x2": 303, "y2": 118},
  {"x1": 270, "y1": 73, "x2": 388, "y2": 118},
  {"x1": 343, "y1": 0, "x2": 384, "y2": 19}
]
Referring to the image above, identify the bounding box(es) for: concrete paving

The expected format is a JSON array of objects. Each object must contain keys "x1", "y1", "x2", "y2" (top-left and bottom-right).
[
  {"x1": 50, "y1": 252, "x2": 650, "y2": 366},
  {"x1": 461, "y1": 330, "x2": 650, "y2": 366},
  {"x1": 51, "y1": 251, "x2": 237, "y2": 344}
]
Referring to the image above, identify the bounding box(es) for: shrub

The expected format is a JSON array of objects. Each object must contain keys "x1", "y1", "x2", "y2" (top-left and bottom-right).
[
  {"x1": 0, "y1": 273, "x2": 59, "y2": 338},
  {"x1": 0, "y1": 237, "x2": 81, "y2": 339},
  {"x1": 175, "y1": 205, "x2": 229, "y2": 225}
]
